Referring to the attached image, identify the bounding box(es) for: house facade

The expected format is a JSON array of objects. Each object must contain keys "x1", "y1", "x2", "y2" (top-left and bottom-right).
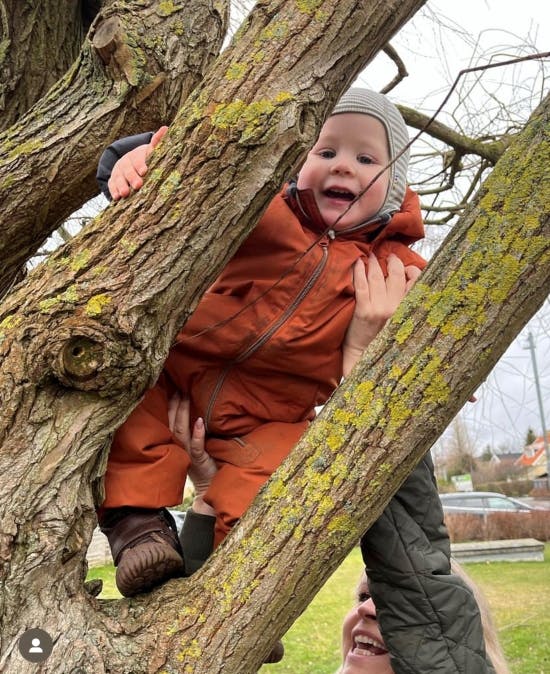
[{"x1": 515, "y1": 431, "x2": 550, "y2": 481}]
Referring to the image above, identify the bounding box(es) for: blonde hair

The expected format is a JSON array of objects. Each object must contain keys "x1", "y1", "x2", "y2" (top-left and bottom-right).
[{"x1": 450, "y1": 559, "x2": 511, "y2": 674}]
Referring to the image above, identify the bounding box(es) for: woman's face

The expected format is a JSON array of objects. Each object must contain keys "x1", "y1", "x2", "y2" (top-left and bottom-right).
[{"x1": 340, "y1": 576, "x2": 393, "y2": 674}]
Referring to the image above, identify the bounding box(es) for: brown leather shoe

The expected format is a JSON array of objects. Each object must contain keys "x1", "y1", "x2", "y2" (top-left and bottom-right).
[{"x1": 99, "y1": 508, "x2": 185, "y2": 597}]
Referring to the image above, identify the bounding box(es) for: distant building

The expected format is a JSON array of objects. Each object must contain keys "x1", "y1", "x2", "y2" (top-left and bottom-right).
[
  {"x1": 491, "y1": 450, "x2": 524, "y2": 471},
  {"x1": 515, "y1": 431, "x2": 550, "y2": 480}
]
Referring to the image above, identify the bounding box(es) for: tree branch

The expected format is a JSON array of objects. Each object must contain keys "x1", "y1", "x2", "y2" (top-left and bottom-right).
[
  {"x1": 380, "y1": 43, "x2": 408, "y2": 93},
  {"x1": 0, "y1": 1, "x2": 430, "y2": 671},
  {"x1": 0, "y1": 0, "x2": 229, "y2": 298},
  {"x1": 398, "y1": 103, "x2": 511, "y2": 163}
]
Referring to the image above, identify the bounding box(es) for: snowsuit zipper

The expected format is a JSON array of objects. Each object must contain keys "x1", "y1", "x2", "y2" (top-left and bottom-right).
[{"x1": 204, "y1": 242, "x2": 330, "y2": 432}]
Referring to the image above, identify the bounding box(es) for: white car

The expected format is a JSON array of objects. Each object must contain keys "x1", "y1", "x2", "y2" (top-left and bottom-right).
[{"x1": 439, "y1": 491, "x2": 535, "y2": 516}]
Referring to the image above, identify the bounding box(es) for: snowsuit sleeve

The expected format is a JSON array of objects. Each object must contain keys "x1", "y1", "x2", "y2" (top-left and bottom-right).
[
  {"x1": 360, "y1": 453, "x2": 496, "y2": 674},
  {"x1": 96, "y1": 132, "x2": 154, "y2": 200}
]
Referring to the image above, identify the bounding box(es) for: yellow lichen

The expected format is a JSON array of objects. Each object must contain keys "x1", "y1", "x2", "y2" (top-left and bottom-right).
[
  {"x1": 256, "y1": 21, "x2": 290, "y2": 44},
  {"x1": 159, "y1": 170, "x2": 182, "y2": 199},
  {"x1": 91, "y1": 265, "x2": 108, "y2": 277},
  {"x1": 157, "y1": 1, "x2": 180, "y2": 17},
  {"x1": 210, "y1": 95, "x2": 294, "y2": 143},
  {"x1": 176, "y1": 639, "x2": 202, "y2": 661},
  {"x1": 296, "y1": 0, "x2": 323, "y2": 12},
  {"x1": 0, "y1": 314, "x2": 21, "y2": 332},
  {"x1": 39, "y1": 297, "x2": 60, "y2": 313},
  {"x1": 8, "y1": 138, "x2": 43, "y2": 161},
  {"x1": 61, "y1": 285, "x2": 79, "y2": 303},
  {"x1": 70, "y1": 249, "x2": 91, "y2": 272},
  {"x1": 225, "y1": 62, "x2": 247, "y2": 81},
  {"x1": 120, "y1": 237, "x2": 138, "y2": 254},
  {"x1": 395, "y1": 317, "x2": 414, "y2": 344},
  {"x1": 85, "y1": 294, "x2": 112, "y2": 317}
]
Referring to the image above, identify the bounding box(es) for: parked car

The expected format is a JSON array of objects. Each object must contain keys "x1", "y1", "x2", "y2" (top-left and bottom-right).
[{"x1": 439, "y1": 491, "x2": 535, "y2": 516}]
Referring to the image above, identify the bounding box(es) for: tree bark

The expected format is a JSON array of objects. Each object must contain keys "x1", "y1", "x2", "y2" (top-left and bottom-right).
[
  {"x1": 2, "y1": 2, "x2": 547, "y2": 673},
  {"x1": 0, "y1": 0, "x2": 429, "y2": 671},
  {"x1": 0, "y1": 0, "x2": 228, "y2": 298},
  {"x1": 0, "y1": 0, "x2": 88, "y2": 131}
]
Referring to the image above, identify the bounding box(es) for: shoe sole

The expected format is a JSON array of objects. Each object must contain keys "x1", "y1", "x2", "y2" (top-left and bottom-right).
[{"x1": 116, "y1": 540, "x2": 185, "y2": 597}]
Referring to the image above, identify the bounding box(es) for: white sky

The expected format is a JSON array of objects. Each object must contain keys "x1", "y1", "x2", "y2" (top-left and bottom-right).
[{"x1": 353, "y1": 0, "x2": 550, "y2": 454}]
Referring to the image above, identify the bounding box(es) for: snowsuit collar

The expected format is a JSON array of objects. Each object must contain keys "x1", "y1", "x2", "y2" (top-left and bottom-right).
[{"x1": 282, "y1": 180, "x2": 425, "y2": 246}]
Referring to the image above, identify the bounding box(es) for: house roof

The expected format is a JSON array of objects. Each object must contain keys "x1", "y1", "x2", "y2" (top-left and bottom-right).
[
  {"x1": 515, "y1": 433, "x2": 550, "y2": 467},
  {"x1": 516, "y1": 446, "x2": 546, "y2": 467}
]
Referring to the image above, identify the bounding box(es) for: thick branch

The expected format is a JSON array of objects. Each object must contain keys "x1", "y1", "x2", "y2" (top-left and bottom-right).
[
  {"x1": 0, "y1": 0, "x2": 88, "y2": 131},
  {"x1": 158, "y1": 90, "x2": 550, "y2": 671},
  {"x1": 0, "y1": 0, "x2": 228, "y2": 297}
]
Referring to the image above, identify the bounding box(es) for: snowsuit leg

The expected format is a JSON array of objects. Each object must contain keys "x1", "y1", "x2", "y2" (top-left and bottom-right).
[
  {"x1": 101, "y1": 373, "x2": 191, "y2": 509},
  {"x1": 204, "y1": 420, "x2": 309, "y2": 546}
]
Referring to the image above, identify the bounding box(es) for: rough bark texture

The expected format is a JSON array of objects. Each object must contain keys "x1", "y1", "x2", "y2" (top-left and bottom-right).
[
  {"x1": 0, "y1": 0, "x2": 228, "y2": 298},
  {"x1": 0, "y1": 0, "x2": 432, "y2": 671},
  {"x1": 0, "y1": 0, "x2": 88, "y2": 131}
]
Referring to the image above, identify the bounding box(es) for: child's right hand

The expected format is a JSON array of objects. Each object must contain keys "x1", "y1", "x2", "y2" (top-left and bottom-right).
[{"x1": 108, "y1": 126, "x2": 168, "y2": 201}]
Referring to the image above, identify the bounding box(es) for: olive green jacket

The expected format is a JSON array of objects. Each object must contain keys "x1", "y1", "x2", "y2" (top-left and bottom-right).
[{"x1": 361, "y1": 454, "x2": 496, "y2": 673}]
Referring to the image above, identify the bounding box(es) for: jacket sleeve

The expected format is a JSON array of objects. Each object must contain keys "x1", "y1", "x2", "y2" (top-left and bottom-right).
[
  {"x1": 360, "y1": 453, "x2": 496, "y2": 674},
  {"x1": 96, "y1": 132, "x2": 154, "y2": 200}
]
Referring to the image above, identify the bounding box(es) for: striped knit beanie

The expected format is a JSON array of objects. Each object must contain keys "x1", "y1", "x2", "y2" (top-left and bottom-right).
[{"x1": 331, "y1": 88, "x2": 409, "y2": 217}]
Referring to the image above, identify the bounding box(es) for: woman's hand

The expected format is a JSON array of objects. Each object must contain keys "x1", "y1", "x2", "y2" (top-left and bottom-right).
[
  {"x1": 168, "y1": 393, "x2": 217, "y2": 515},
  {"x1": 108, "y1": 126, "x2": 168, "y2": 201},
  {"x1": 343, "y1": 254, "x2": 421, "y2": 376}
]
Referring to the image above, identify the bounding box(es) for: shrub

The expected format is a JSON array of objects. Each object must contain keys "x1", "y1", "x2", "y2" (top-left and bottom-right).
[
  {"x1": 445, "y1": 511, "x2": 550, "y2": 542},
  {"x1": 473, "y1": 479, "x2": 533, "y2": 496}
]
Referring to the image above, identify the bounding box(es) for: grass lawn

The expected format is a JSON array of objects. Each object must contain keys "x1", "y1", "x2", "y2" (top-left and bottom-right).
[{"x1": 87, "y1": 544, "x2": 550, "y2": 674}]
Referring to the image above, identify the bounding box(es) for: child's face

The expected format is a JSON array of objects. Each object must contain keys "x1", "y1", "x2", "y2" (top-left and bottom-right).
[{"x1": 296, "y1": 113, "x2": 390, "y2": 231}]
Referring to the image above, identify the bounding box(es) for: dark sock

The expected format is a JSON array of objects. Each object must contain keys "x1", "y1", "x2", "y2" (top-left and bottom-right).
[{"x1": 179, "y1": 509, "x2": 215, "y2": 574}]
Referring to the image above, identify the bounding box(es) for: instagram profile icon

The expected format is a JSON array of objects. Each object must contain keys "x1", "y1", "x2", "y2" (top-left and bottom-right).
[{"x1": 18, "y1": 628, "x2": 53, "y2": 663}]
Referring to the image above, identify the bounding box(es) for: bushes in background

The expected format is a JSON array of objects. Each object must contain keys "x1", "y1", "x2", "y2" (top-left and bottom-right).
[
  {"x1": 445, "y1": 511, "x2": 550, "y2": 542},
  {"x1": 473, "y1": 479, "x2": 534, "y2": 496}
]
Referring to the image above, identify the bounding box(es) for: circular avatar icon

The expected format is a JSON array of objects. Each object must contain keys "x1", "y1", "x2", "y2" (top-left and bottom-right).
[{"x1": 18, "y1": 628, "x2": 54, "y2": 663}]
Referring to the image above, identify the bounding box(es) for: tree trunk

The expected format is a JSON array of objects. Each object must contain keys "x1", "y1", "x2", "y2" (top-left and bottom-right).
[
  {"x1": 0, "y1": 0, "x2": 88, "y2": 131},
  {"x1": 0, "y1": 0, "x2": 228, "y2": 298},
  {"x1": 2, "y1": 1, "x2": 547, "y2": 673}
]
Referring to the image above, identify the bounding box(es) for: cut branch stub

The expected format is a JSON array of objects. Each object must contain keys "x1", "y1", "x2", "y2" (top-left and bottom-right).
[
  {"x1": 91, "y1": 15, "x2": 141, "y2": 86},
  {"x1": 92, "y1": 16, "x2": 122, "y2": 65},
  {"x1": 51, "y1": 321, "x2": 142, "y2": 393},
  {"x1": 62, "y1": 336, "x2": 104, "y2": 382}
]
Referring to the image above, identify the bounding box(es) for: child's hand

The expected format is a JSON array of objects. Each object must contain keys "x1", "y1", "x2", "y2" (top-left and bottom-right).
[
  {"x1": 108, "y1": 126, "x2": 168, "y2": 201},
  {"x1": 168, "y1": 393, "x2": 217, "y2": 515},
  {"x1": 342, "y1": 254, "x2": 421, "y2": 376}
]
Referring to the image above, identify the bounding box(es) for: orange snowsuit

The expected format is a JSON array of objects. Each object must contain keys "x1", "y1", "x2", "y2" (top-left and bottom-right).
[{"x1": 103, "y1": 185, "x2": 426, "y2": 544}]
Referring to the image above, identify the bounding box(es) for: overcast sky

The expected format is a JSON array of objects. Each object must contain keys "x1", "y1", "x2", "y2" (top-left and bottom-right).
[{"x1": 352, "y1": 0, "x2": 549, "y2": 453}]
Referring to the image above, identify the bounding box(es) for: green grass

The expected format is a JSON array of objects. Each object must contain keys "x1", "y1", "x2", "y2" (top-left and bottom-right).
[
  {"x1": 464, "y1": 547, "x2": 550, "y2": 674},
  {"x1": 87, "y1": 544, "x2": 550, "y2": 674}
]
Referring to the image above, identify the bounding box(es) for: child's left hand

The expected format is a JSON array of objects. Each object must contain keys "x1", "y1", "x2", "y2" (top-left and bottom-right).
[{"x1": 342, "y1": 254, "x2": 421, "y2": 376}]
